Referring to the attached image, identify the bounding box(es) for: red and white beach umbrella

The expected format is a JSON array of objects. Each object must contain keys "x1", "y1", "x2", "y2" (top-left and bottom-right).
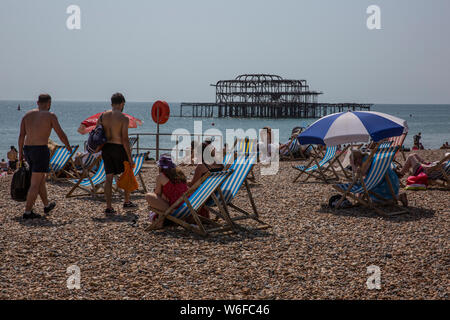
[{"x1": 77, "y1": 112, "x2": 143, "y2": 134}]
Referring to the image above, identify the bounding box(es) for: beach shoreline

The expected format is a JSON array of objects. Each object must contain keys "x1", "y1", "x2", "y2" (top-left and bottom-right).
[{"x1": 0, "y1": 149, "x2": 448, "y2": 299}]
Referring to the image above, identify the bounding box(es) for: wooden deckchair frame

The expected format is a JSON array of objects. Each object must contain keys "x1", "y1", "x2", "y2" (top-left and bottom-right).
[
  {"x1": 209, "y1": 139, "x2": 271, "y2": 231},
  {"x1": 66, "y1": 156, "x2": 103, "y2": 198},
  {"x1": 387, "y1": 132, "x2": 408, "y2": 166},
  {"x1": 145, "y1": 171, "x2": 235, "y2": 236},
  {"x1": 280, "y1": 135, "x2": 311, "y2": 161},
  {"x1": 293, "y1": 145, "x2": 350, "y2": 183},
  {"x1": 332, "y1": 144, "x2": 408, "y2": 217}
]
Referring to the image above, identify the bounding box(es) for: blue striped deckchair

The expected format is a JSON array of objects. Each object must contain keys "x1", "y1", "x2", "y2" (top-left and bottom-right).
[
  {"x1": 281, "y1": 138, "x2": 313, "y2": 160},
  {"x1": 129, "y1": 137, "x2": 138, "y2": 148},
  {"x1": 426, "y1": 154, "x2": 450, "y2": 189},
  {"x1": 66, "y1": 159, "x2": 106, "y2": 197},
  {"x1": 210, "y1": 138, "x2": 270, "y2": 230},
  {"x1": 49, "y1": 145, "x2": 79, "y2": 180},
  {"x1": 332, "y1": 143, "x2": 408, "y2": 216},
  {"x1": 146, "y1": 169, "x2": 234, "y2": 236},
  {"x1": 293, "y1": 145, "x2": 345, "y2": 183},
  {"x1": 67, "y1": 153, "x2": 149, "y2": 197}
]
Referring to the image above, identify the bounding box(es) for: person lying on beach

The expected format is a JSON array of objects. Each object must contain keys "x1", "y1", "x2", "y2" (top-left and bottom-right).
[
  {"x1": 396, "y1": 153, "x2": 445, "y2": 178},
  {"x1": 145, "y1": 155, "x2": 188, "y2": 228},
  {"x1": 350, "y1": 150, "x2": 408, "y2": 206},
  {"x1": 18, "y1": 94, "x2": 72, "y2": 219}
]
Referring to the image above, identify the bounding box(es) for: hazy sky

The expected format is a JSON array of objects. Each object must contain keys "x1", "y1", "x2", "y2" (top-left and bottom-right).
[{"x1": 0, "y1": 0, "x2": 449, "y2": 104}]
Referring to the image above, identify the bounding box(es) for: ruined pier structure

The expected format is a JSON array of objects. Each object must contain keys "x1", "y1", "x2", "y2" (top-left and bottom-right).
[{"x1": 180, "y1": 74, "x2": 371, "y2": 118}]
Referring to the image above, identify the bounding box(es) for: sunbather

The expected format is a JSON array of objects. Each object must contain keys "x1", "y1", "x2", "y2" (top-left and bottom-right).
[
  {"x1": 0, "y1": 159, "x2": 8, "y2": 172},
  {"x1": 349, "y1": 150, "x2": 370, "y2": 180},
  {"x1": 145, "y1": 155, "x2": 188, "y2": 227},
  {"x1": 279, "y1": 127, "x2": 311, "y2": 159},
  {"x1": 396, "y1": 153, "x2": 445, "y2": 178},
  {"x1": 188, "y1": 141, "x2": 224, "y2": 187},
  {"x1": 351, "y1": 150, "x2": 408, "y2": 206}
]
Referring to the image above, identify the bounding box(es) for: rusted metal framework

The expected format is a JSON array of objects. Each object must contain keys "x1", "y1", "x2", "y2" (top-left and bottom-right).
[{"x1": 180, "y1": 74, "x2": 371, "y2": 118}]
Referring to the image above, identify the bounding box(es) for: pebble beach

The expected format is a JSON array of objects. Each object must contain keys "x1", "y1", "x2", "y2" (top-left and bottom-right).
[{"x1": 0, "y1": 149, "x2": 448, "y2": 300}]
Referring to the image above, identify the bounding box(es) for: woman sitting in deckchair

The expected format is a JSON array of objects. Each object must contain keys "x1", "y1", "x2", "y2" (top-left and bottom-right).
[
  {"x1": 351, "y1": 150, "x2": 408, "y2": 206},
  {"x1": 145, "y1": 155, "x2": 188, "y2": 227},
  {"x1": 396, "y1": 153, "x2": 448, "y2": 177},
  {"x1": 185, "y1": 141, "x2": 225, "y2": 219},
  {"x1": 188, "y1": 141, "x2": 224, "y2": 187}
]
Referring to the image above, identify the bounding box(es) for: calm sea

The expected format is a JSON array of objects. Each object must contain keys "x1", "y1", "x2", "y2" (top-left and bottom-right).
[{"x1": 0, "y1": 100, "x2": 449, "y2": 159}]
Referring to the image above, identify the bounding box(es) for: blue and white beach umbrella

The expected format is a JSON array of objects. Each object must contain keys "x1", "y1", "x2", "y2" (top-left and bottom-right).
[{"x1": 298, "y1": 111, "x2": 408, "y2": 146}]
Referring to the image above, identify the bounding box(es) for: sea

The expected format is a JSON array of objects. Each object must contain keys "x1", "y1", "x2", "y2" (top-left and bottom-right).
[{"x1": 0, "y1": 100, "x2": 449, "y2": 159}]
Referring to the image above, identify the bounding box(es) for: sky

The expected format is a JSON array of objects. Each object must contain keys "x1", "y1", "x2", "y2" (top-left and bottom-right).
[{"x1": 0, "y1": 0, "x2": 449, "y2": 104}]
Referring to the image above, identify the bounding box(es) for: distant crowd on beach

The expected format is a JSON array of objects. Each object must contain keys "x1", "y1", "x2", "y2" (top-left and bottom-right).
[{"x1": 5, "y1": 93, "x2": 450, "y2": 226}]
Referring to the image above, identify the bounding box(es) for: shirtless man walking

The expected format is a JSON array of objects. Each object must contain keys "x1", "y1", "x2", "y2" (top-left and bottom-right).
[
  {"x1": 18, "y1": 94, "x2": 72, "y2": 219},
  {"x1": 101, "y1": 93, "x2": 137, "y2": 215}
]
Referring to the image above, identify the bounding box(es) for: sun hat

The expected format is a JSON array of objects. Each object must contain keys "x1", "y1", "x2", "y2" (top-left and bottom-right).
[{"x1": 157, "y1": 154, "x2": 176, "y2": 169}]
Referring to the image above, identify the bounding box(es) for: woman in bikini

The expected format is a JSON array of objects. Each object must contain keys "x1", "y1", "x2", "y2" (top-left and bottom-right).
[{"x1": 145, "y1": 155, "x2": 189, "y2": 227}]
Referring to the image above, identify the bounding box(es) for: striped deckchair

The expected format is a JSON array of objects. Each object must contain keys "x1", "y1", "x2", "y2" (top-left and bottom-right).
[
  {"x1": 210, "y1": 138, "x2": 270, "y2": 230},
  {"x1": 281, "y1": 138, "x2": 312, "y2": 160},
  {"x1": 293, "y1": 145, "x2": 349, "y2": 183},
  {"x1": 129, "y1": 137, "x2": 138, "y2": 148},
  {"x1": 386, "y1": 132, "x2": 408, "y2": 166},
  {"x1": 49, "y1": 145, "x2": 79, "y2": 180},
  {"x1": 66, "y1": 159, "x2": 106, "y2": 198},
  {"x1": 145, "y1": 170, "x2": 234, "y2": 236},
  {"x1": 332, "y1": 143, "x2": 408, "y2": 216},
  {"x1": 67, "y1": 153, "x2": 148, "y2": 198},
  {"x1": 426, "y1": 154, "x2": 450, "y2": 189}
]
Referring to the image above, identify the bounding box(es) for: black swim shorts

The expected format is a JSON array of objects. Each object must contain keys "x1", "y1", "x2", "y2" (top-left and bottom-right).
[
  {"x1": 102, "y1": 143, "x2": 128, "y2": 175},
  {"x1": 23, "y1": 145, "x2": 50, "y2": 173}
]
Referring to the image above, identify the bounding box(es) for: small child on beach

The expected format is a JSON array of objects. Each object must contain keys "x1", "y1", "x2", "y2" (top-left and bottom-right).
[{"x1": 145, "y1": 155, "x2": 188, "y2": 227}]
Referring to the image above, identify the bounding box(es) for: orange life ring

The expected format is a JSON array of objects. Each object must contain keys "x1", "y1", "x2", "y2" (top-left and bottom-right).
[{"x1": 151, "y1": 101, "x2": 170, "y2": 124}]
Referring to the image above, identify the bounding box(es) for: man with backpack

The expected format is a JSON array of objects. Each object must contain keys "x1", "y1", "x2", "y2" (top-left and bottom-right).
[
  {"x1": 18, "y1": 94, "x2": 72, "y2": 219},
  {"x1": 100, "y1": 93, "x2": 136, "y2": 215}
]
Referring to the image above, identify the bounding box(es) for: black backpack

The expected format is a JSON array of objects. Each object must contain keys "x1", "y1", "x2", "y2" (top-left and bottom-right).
[
  {"x1": 86, "y1": 113, "x2": 107, "y2": 153},
  {"x1": 10, "y1": 163, "x2": 31, "y2": 202}
]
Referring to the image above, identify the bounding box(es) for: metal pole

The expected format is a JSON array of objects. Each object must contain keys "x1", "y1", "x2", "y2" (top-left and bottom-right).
[
  {"x1": 156, "y1": 108, "x2": 160, "y2": 161},
  {"x1": 137, "y1": 134, "x2": 140, "y2": 154}
]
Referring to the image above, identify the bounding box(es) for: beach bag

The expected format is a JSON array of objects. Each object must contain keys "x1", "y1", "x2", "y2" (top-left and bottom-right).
[
  {"x1": 328, "y1": 194, "x2": 352, "y2": 209},
  {"x1": 10, "y1": 163, "x2": 31, "y2": 202},
  {"x1": 117, "y1": 161, "x2": 138, "y2": 192},
  {"x1": 86, "y1": 114, "x2": 107, "y2": 153}
]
